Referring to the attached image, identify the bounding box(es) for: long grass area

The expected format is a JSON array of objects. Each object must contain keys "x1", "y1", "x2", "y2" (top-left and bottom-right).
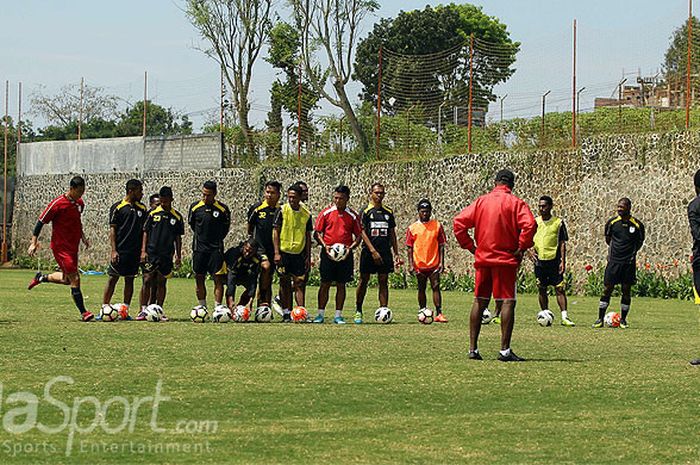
[{"x1": 0, "y1": 269, "x2": 698, "y2": 464}]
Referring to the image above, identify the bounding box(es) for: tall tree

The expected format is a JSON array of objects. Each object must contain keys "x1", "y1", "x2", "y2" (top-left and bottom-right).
[
  {"x1": 115, "y1": 101, "x2": 192, "y2": 137},
  {"x1": 354, "y1": 4, "x2": 518, "y2": 120},
  {"x1": 30, "y1": 83, "x2": 119, "y2": 127},
  {"x1": 187, "y1": 0, "x2": 272, "y2": 156},
  {"x1": 664, "y1": 17, "x2": 700, "y2": 81},
  {"x1": 289, "y1": 0, "x2": 378, "y2": 154}
]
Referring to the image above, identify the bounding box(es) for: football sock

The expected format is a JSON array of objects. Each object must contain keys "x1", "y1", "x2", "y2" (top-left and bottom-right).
[
  {"x1": 39, "y1": 274, "x2": 48, "y2": 282},
  {"x1": 598, "y1": 296, "x2": 610, "y2": 320},
  {"x1": 198, "y1": 299, "x2": 207, "y2": 307},
  {"x1": 283, "y1": 308, "x2": 290, "y2": 316},
  {"x1": 435, "y1": 306, "x2": 442, "y2": 315},
  {"x1": 620, "y1": 299, "x2": 631, "y2": 321},
  {"x1": 318, "y1": 308, "x2": 325, "y2": 317},
  {"x1": 71, "y1": 287, "x2": 88, "y2": 314},
  {"x1": 499, "y1": 348, "x2": 511, "y2": 357},
  {"x1": 334, "y1": 310, "x2": 342, "y2": 318},
  {"x1": 561, "y1": 310, "x2": 569, "y2": 319}
]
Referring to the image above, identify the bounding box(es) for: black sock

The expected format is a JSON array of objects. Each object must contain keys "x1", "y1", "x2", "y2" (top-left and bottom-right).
[
  {"x1": 621, "y1": 296, "x2": 631, "y2": 321},
  {"x1": 435, "y1": 306, "x2": 442, "y2": 315},
  {"x1": 355, "y1": 304, "x2": 362, "y2": 314},
  {"x1": 71, "y1": 288, "x2": 88, "y2": 314},
  {"x1": 40, "y1": 274, "x2": 48, "y2": 282},
  {"x1": 598, "y1": 295, "x2": 610, "y2": 320}
]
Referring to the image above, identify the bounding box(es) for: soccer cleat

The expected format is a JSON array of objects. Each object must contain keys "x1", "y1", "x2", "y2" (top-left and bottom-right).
[
  {"x1": 353, "y1": 311, "x2": 363, "y2": 324},
  {"x1": 312, "y1": 314, "x2": 325, "y2": 324},
  {"x1": 271, "y1": 295, "x2": 284, "y2": 316},
  {"x1": 135, "y1": 311, "x2": 147, "y2": 321},
  {"x1": 282, "y1": 313, "x2": 292, "y2": 323},
  {"x1": 592, "y1": 319, "x2": 604, "y2": 328},
  {"x1": 333, "y1": 316, "x2": 346, "y2": 325},
  {"x1": 690, "y1": 359, "x2": 700, "y2": 366},
  {"x1": 160, "y1": 314, "x2": 169, "y2": 322},
  {"x1": 619, "y1": 320, "x2": 629, "y2": 329},
  {"x1": 561, "y1": 316, "x2": 576, "y2": 327},
  {"x1": 81, "y1": 311, "x2": 95, "y2": 322},
  {"x1": 434, "y1": 313, "x2": 448, "y2": 323},
  {"x1": 27, "y1": 272, "x2": 43, "y2": 290},
  {"x1": 468, "y1": 351, "x2": 483, "y2": 360},
  {"x1": 492, "y1": 316, "x2": 501, "y2": 325},
  {"x1": 498, "y1": 350, "x2": 525, "y2": 362}
]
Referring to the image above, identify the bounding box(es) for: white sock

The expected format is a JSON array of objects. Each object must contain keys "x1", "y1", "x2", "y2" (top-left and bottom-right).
[
  {"x1": 500, "y1": 348, "x2": 511, "y2": 357},
  {"x1": 561, "y1": 310, "x2": 569, "y2": 319},
  {"x1": 335, "y1": 310, "x2": 342, "y2": 318},
  {"x1": 318, "y1": 308, "x2": 325, "y2": 317},
  {"x1": 283, "y1": 308, "x2": 290, "y2": 315},
  {"x1": 198, "y1": 299, "x2": 206, "y2": 307},
  {"x1": 470, "y1": 348, "x2": 479, "y2": 354}
]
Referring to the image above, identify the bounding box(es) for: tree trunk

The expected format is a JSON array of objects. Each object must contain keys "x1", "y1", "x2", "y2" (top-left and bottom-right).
[
  {"x1": 238, "y1": 93, "x2": 257, "y2": 158},
  {"x1": 334, "y1": 81, "x2": 369, "y2": 154}
]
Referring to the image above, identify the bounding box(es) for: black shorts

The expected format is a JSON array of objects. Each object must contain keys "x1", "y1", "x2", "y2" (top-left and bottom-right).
[
  {"x1": 278, "y1": 252, "x2": 307, "y2": 278},
  {"x1": 108, "y1": 252, "x2": 140, "y2": 277},
  {"x1": 226, "y1": 273, "x2": 257, "y2": 298},
  {"x1": 604, "y1": 261, "x2": 636, "y2": 286},
  {"x1": 141, "y1": 255, "x2": 174, "y2": 277},
  {"x1": 193, "y1": 250, "x2": 226, "y2": 276},
  {"x1": 359, "y1": 248, "x2": 394, "y2": 275},
  {"x1": 534, "y1": 259, "x2": 564, "y2": 288},
  {"x1": 319, "y1": 249, "x2": 354, "y2": 283}
]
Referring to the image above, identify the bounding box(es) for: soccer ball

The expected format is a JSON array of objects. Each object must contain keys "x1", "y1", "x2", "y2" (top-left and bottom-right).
[
  {"x1": 291, "y1": 306, "x2": 308, "y2": 322},
  {"x1": 255, "y1": 305, "x2": 273, "y2": 322},
  {"x1": 481, "y1": 308, "x2": 493, "y2": 325},
  {"x1": 232, "y1": 305, "x2": 250, "y2": 322},
  {"x1": 536, "y1": 310, "x2": 554, "y2": 327},
  {"x1": 100, "y1": 304, "x2": 120, "y2": 322},
  {"x1": 212, "y1": 305, "x2": 232, "y2": 323},
  {"x1": 374, "y1": 307, "x2": 393, "y2": 324},
  {"x1": 190, "y1": 305, "x2": 208, "y2": 323},
  {"x1": 144, "y1": 304, "x2": 163, "y2": 322},
  {"x1": 604, "y1": 311, "x2": 621, "y2": 328},
  {"x1": 113, "y1": 303, "x2": 130, "y2": 320},
  {"x1": 328, "y1": 243, "x2": 349, "y2": 262},
  {"x1": 417, "y1": 308, "x2": 434, "y2": 325}
]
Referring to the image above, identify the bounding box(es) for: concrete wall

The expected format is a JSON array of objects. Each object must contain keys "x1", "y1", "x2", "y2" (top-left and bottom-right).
[
  {"x1": 18, "y1": 134, "x2": 222, "y2": 176},
  {"x1": 11, "y1": 131, "x2": 700, "y2": 285}
]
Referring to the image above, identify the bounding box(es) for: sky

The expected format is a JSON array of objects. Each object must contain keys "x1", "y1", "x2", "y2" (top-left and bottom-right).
[{"x1": 0, "y1": 0, "x2": 690, "y2": 130}]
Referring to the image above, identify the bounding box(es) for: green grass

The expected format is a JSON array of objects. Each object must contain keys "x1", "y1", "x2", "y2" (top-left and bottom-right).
[{"x1": 0, "y1": 269, "x2": 699, "y2": 464}]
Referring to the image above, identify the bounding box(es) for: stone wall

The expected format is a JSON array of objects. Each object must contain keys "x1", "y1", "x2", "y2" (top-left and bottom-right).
[{"x1": 12, "y1": 131, "x2": 700, "y2": 284}]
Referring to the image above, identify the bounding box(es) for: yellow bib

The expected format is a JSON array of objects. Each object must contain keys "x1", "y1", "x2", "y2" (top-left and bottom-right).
[
  {"x1": 280, "y1": 203, "x2": 310, "y2": 254},
  {"x1": 534, "y1": 216, "x2": 562, "y2": 261}
]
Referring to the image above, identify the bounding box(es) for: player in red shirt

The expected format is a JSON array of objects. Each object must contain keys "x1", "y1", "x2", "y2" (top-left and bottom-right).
[
  {"x1": 312, "y1": 185, "x2": 363, "y2": 324},
  {"x1": 27, "y1": 176, "x2": 94, "y2": 321},
  {"x1": 453, "y1": 169, "x2": 536, "y2": 362}
]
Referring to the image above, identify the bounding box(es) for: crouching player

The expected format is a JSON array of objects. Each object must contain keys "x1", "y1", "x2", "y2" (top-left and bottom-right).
[
  {"x1": 224, "y1": 238, "x2": 270, "y2": 309},
  {"x1": 137, "y1": 186, "x2": 184, "y2": 320},
  {"x1": 406, "y1": 199, "x2": 448, "y2": 322}
]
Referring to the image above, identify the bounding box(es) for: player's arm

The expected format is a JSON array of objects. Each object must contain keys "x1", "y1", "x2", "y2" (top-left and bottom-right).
[
  {"x1": 437, "y1": 223, "x2": 447, "y2": 273},
  {"x1": 305, "y1": 217, "x2": 312, "y2": 270},
  {"x1": 453, "y1": 204, "x2": 477, "y2": 253},
  {"x1": 390, "y1": 228, "x2": 403, "y2": 266},
  {"x1": 246, "y1": 205, "x2": 256, "y2": 237},
  {"x1": 28, "y1": 221, "x2": 45, "y2": 256},
  {"x1": 313, "y1": 215, "x2": 331, "y2": 254},
  {"x1": 559, "y1": 242, "x2": 567, "y2": 274},
  {"x1": 405, "y1": 228, "x2": 415, "y2": 273},
  {"x1": 109, "y1": 225, "x2": 119, "y2": 263},
  {"x1": 174, "y1": 236, "x2": 182, "y2": 268},
  {"x1": 272, "y1": 211, "x2": 282, "y2": 265},
  {"x1": 140, "y1": 230, "x2": 148, "y2": 264},
  {"x1": 604, "y1": 219, "x2": 612, "y2": 246},
  {"x1": 350, "y1": 217, "x2": 362, "y2": 250},
  {"x1": 636, "y1": 221, "x2": 645, "y2": 252},
  {"x1": 514, "y1": 200, "x2": 536, "y2": 259}
]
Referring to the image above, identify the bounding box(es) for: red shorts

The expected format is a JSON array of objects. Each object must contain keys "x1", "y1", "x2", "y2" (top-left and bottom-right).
[
  {"x1": 474, "y1": 266, "x2": 517, "y2": 300},
  {"x1": 53, "y1": 248, "x2": 79, "y2": 275}
]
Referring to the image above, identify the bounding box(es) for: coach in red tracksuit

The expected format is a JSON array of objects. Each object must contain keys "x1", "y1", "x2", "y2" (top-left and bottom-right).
[{"x1": 453, "y1": 169, "x2": 536, "y2": 362}]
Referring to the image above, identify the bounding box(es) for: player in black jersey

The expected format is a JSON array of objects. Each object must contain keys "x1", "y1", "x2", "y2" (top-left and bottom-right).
[
  {"x1": 593, "y1": 198, "x2": 645, "y2": 329},
  {"x1": 688, "y1": 171, "x2": 700, "y2": 365},
  {"x1": 102, "y1": 179, "x2": 146, "y2": 319},
  {"x1": 189, "y1": 180, "x2": 231, "y2": 311},
  {"x1": 224, "y1": 238, "x2": 270, "y2": 309},
  {"x1": 137, "y1": 186, "x2": 184, "y2": 320},
  {"x1": 247, "y1": 180, "x2": 281, "y2": 306},
  {"x1": 355, "y1": 183, "x2": 403, "y2": 324}
]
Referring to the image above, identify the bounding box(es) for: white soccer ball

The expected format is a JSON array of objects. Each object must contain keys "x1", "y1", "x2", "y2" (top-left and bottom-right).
[
  {"x1": 481, "y1": 308, "x2": 493, "y2": 325},
  {"x1": 374, "y1": 307, "x2": 393, "y2": 324},
  {"x1": 190, "y1": 305, "x2": 208, "y2": 323},
  {"x1": 536, "y1": 310, "x2": 554, "y2": 327},
  {"x1": 328, "y1": 243, "x2": 349, "y2": 262},
  {"x1": 255, "y1": 305, "x2": 273, "y2": 322},
  {"x1": 100, "y1": 304, "x2": 119, "y2": 322},
  {"x1": 212, "y1": 305, "x2": 232, "y2": 323},
  {"x1": 144, "y1": 304, "x2": 163, "y2": 322},
  {"x1": 233, "y1": 305, "x2": 250, "y2": 322},
  {"x1": 417, "y1": 308, "x2": 434, "y2": 325},
  {"x1": 604, "y1": 311, "x2": 621, "y2": 328}
]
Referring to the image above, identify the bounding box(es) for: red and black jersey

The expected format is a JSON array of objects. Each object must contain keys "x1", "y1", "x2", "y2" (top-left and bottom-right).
[
  {"x1": 315, "y1": 204, "x2": 361, "y2": 247},
  {"x1": 39, "y1": 194, "x2": 85, "y2": 252}
]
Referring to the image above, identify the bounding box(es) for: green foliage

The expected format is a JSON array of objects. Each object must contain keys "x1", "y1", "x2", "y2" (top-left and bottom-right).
[
  {"x1": 0, "y1": 116, "x2": 35, "y2": 176},
  {"x1": 115, "y1": 100, "x2": 193, "y2": 137},
  {"x1": 663, "y1": 17, "x2": 700, "y2": 80}
]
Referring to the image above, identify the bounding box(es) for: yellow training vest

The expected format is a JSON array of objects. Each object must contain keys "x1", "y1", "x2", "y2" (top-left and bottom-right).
[
  {"x1": 280, "y1": 203, "x2": 310, "y2": 254},
  {"x1": 534, "y1": 216, "x2": 563, "y2": 261}
]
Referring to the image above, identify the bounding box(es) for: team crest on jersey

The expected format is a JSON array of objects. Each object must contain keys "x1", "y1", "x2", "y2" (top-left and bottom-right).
[
  {"x1": 629, "y1": 226, "x2": 635, "y2": 233},
  {"x1": 213, "y1": 211, "x2": 220, "y2": 218},
  {"x1": 384, "y1": 214, "x2": 390, "y2": 220},
  {"x1": 137, "y1": 210, "x2": 143, "y2": 217},
  {"x1": 170, "y1": 218, "x2": 176, "y2": 225}
]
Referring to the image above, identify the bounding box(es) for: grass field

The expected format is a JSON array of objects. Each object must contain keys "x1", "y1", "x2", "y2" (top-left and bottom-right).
[{"x1": 0, "y1": 269, "x2": 699, "y2": 464}]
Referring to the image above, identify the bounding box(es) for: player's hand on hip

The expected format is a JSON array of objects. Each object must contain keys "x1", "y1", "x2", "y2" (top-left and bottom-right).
[{"x1": 111, "y1": 251, "x2": 120, "y2": 264}]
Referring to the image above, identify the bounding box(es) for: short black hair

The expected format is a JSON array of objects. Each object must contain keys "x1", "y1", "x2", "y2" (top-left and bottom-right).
[
  {"x1": 243, "y1": 237, "x2": 258, "y2": 249},
  {"x1": 619, "y1": 197, "x2": 632, "y2": 208},
  {"x1": 694, "y1": 169, "x2": 700, "y2": 188},
  {"x1": 295, "y1": 180, "x2": 308, "y2": 189},
  {"x1": 417, "y1": 199, "x2": 432, "y2": 211},
  {"x1": 69, "y1": 176, "x2": 85, "y2": 189},
  {"x1": 334, "y1": 185, "x2": 350, "y2": 198},
  {"x1": 495, "y1": 169, "x2": 515, "y2": 188},
  {"x1": 288, "y1": 184, "x2": 303, "y2": 196},
  {"x1": 159, "y1": 186, "x2": 173, "y2": 198},
  {"x1": 539, "y1": 195, "x2": 553, "y2": 206},
  {"x1": 125, "y1": 179, "x2": 142, "y2": 194},
  {"x1": 265, "y1": 180, "x2": 282, "y2": 192},
  {"x1": 149, "y1": 193, "x2": 160, "y2": 204},
  {"x1": 203, "y1": 180, "x2": 217, "y2": 193},
  {"x1": 370, "y1": 182, "x2": 384, "y2": 192}
]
